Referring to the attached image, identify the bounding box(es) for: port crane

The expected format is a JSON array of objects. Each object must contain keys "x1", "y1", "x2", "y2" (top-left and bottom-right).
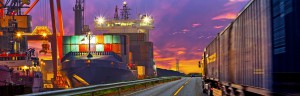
[{"x1": 1, "y1": 0, "x2": 67, "y2": 88}]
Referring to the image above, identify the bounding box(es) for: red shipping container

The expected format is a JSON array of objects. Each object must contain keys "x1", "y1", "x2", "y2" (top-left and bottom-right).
[
  {"x1": 112, "y1": 44, "x2": 121, "y2": 53},
  {"x1": 79, "y1": 44, "x2": 88, "y2": 52},
  {"x1": 104, "y1": 44, "x2": 112, "y2": 52}
]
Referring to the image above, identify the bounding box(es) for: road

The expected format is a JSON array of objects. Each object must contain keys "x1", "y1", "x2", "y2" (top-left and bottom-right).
[{"x1": 126, "y1": 77, "x2": 208, "y2": 96}]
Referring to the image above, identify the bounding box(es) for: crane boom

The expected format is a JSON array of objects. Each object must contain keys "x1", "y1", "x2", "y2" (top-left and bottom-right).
[{"x1": 24, "y1": 0, "x2": 40, "y2": 15}]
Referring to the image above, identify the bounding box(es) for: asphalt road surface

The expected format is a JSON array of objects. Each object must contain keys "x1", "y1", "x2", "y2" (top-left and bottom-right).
[{"x1": 126, "y1": 77, "x2": 208, "y2": 96}]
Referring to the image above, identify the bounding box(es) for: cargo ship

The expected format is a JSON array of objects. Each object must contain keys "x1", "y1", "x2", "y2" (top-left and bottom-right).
[
  {"x1": 0, "y1": 50, "x2": 43, "y2": 95},
  {"x1": 60, "y1": 1, "x2": 156, "y2": 87},
  {"x1": 61, "y1": 34, "x2": 135, "y2": 87}
]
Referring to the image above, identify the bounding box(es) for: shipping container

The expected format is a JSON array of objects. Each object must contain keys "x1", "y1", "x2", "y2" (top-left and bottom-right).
[
  {"x1": 218, "y1": 27, "x2": 230, "y2": 83},
  {"x1": 205, "y1": 37, "x2": 219, "y2": 81},
  {"x1": 95, "y1": 35, "x2": 104, "y2": 44},
  {"x1": 71, "y1": 45, "x2": 79, "y2": 52},
  {"x1": 63, "y1": 45, "x2": 71, "y2": 55},
  {"x1": 104, "y1": 44, "x2": 112, "y2": 52},
  {"x1": 201, "y1": 0, "x2": 300, "y2": 95},
  {"x1": 63, "y1": 36, "x2": 71, "y2": 44},
  {"x1": 90, "y1": 45, "x2": 96, "y2": 51},
  {"x1": 96, "y1": 44, "x2": 104, "y2": 51},
  {"x1": 104, "y1": 35, "x2": 113, "y2": 44},
  {"x1": 79, "y1": 44, "x2": 88, "y2": 52},
  {"x1": 112, "y1": 44, "x2": 121, "y2": 54},
  {"x1": 112, "y1": 35, "x2": 121, "y2": 43},
  {"x1": 71, "y1": 36, "x2": 84, "y2": 44}
]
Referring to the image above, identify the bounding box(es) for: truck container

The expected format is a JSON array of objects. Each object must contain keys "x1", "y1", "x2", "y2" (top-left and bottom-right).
[{"x1": 202, "y1": 0, "x2": 300, "y2": 95}]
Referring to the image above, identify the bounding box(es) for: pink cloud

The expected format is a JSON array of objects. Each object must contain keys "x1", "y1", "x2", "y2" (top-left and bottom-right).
[
  {"x1": 192, "y1": 23, "x2": 201, "y2": 28},
  {"x1": 182, "y1": 29, "x2": 190, "y2": 32},
  {"x1": 225, "y1": 0, "x2": 249, "y2": 6},
  {"x1": 212, "y1": 12, "x2": 237, "y2": 20},
  {"x1": 214, "y1": 26, "x2": 224, "y2": 29}
]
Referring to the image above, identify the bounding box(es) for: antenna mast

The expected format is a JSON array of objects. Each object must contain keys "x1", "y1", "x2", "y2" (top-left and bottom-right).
[
  {"x1": 114, "y1": 5, "x2": 119, "y2": 20},
  {"x1": 120, "y1": 1, "x2": 130, "y2": 20}
]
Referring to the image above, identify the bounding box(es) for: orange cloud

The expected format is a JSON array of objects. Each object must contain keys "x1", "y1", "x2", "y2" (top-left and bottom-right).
[
  {"x1": 156, "y1": 59, "x2": 201, "y2": 74},
  {"x1": 155, "y1": 57, "x2": 175, "y2": 62},
  {"x1": 177, "y1": 51, "x2": 186, "y2": 55},
  {"x1": 214, "y1": 26, "x2": 224, "y2": 29},
  {"x1": 190, "y1": 51, "x2": 203, "y2": 57},
  {"x1": 212, "y1": 12, "x2": 237, "y2": 20},
  {"x1": 165, "y1": 47, "x2": 186, "y2": 52}
]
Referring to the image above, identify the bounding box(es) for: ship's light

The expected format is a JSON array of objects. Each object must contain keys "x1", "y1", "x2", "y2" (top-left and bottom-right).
[
  {"x1": 16, "y1": 32, "x2": 22, "y2": 37},
  {"x1": 42, "y1": 32, "x2": 47, "y2": 37},
  {"x1": 123, "y1": 1, "x2": 127, "y2": 5},
  {"x1": 23, "y1": 66, "x2": 29, "y2": 70},
  {"x1": 95, "y1": 16, "x2": 106, "y2": 25},
  {"x1": 143, "y1": 16, "x2": 152, "y2": 23}
]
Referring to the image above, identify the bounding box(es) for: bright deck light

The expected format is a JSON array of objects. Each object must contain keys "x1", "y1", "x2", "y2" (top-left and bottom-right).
[
  {"x1": 16, "y1": 33, "x2": 22, "y2": 37},
  {"x1": 143, "y1": 16, "x2": 152, "y2": 23},
  {"x1": 42, "y1": 32, "x2": 47, "y2": 37},
  {"x1": 95, "y1": 16, "x2": 106, "y2": 25}
]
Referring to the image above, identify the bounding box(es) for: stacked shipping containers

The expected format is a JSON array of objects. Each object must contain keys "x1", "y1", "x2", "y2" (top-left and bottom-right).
[
  {"x1": 203, "y1": 0, "x2": 300, "y2": 95},
  {"x1": 62, "y1": 35, "x2": 122, "y2": 55}
]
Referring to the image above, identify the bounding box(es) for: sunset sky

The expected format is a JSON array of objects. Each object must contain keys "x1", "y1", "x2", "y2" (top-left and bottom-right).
[{"x1": 28, "y1": 0, "x2": 250, "y2": 74}]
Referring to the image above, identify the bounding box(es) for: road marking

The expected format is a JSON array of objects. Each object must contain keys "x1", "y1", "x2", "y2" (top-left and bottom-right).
[
  {"x1": 173, "y1": 78, "x2": 192, "y2": 96},
  {"x1": 173, "y1": 86, "x2": 184, "y2": 96}
]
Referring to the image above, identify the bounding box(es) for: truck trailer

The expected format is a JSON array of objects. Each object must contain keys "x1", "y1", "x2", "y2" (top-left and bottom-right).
[{"x1": 202, "y1": 0, "x2": 300, "y2": 95}]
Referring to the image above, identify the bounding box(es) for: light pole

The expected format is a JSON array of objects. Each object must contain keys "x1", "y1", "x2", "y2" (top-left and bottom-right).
[{"x1": 87, "y1": 32, "x2": 93, "y2": 58}]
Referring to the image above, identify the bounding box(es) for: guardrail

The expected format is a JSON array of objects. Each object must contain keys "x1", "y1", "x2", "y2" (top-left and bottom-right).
[{"x1": 21, "y1": 76, "x2": 181, "y2": 96}]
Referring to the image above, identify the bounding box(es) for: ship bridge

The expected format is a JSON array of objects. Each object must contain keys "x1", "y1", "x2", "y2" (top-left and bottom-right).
[
  {"x1": 94, "y1": 1, "x2": 154, "y2": 41},
  {"x1": 94, "y1": 18, "x2": 154, "y2": 31}
]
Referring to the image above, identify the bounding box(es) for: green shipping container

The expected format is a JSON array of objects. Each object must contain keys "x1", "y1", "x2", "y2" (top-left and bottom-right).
[
  {"x1": 71, "y1": 36, "x2": 79, "y2": 44},
  {"x1": 71, "y1": 36, "x2": 85, "y2": 44},
  {"x1": 71, "y1": 45, "x2": 79, "y2": 52},
  {"x1": 63, "y1": 36, "x2": 71, "y2": 44},
  {"x1": 96, "y1": 44, "x2": 104, "y2": 51},
  {"x1": 112, "y1": 35, "x2": 121, "y2": 43},
  {"x1": 63, "y1": 45, "x2": 71, "y2": 55},
  {"x1": 104, "y1": 35, "x2": 112, "y2": 44}
]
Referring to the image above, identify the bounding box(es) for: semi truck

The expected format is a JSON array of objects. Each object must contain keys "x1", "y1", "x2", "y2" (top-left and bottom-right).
[{"x1": 201, "y1": 0, "x2": 300, "y2": 95}]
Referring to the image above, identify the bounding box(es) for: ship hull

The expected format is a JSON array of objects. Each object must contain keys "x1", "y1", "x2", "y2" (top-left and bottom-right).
[{"x1": 62, "y1": 58, "x2": 135, "y2": 87}]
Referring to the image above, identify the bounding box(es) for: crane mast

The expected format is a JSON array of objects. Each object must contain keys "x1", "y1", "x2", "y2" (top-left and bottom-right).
[{"x1": 73, "y1": 0, "x2": 84, "y2": 35}]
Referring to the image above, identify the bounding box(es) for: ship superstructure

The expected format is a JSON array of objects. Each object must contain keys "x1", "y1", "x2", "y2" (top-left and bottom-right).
[
  {"x1": 94, "y1": 1, "x2": 154, "y2": 41},
  {"x1": 94, "y1": 1, "x2": 156, "y2": 78}
]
